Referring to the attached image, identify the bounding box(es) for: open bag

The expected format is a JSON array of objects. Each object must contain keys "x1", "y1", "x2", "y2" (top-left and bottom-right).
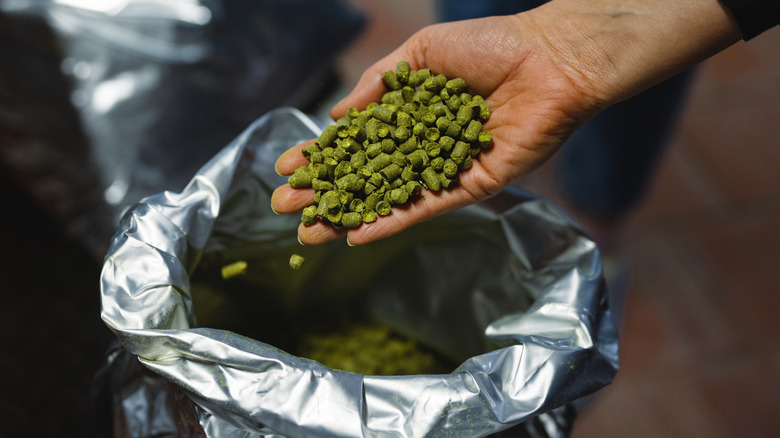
[{"x1": 99, "y1": 108, "x2": 619, "y2": 437}]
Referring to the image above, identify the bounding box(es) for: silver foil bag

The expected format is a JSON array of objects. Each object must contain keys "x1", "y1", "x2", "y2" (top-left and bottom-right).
[
  {"x1": 100, "y1": 108, "x2": 619, "y2": 437},
  {"x1": 0, "y1": 0, "x2": 364, "y2": 257}
]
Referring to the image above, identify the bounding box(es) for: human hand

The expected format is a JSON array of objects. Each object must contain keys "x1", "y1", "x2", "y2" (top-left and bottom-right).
[{"x1": 272, "y1": 0, "x2": 740, "y2": 246}]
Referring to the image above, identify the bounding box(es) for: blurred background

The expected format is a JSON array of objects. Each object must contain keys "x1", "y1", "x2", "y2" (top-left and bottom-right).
[{"x1": 0, "y1": 0, "x2": 777, "y2": 436}]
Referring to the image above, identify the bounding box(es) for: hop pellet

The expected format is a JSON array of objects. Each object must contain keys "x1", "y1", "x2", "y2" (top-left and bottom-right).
[{"x1": 289, "y1": 61, "x2": 493, "y2": 229}]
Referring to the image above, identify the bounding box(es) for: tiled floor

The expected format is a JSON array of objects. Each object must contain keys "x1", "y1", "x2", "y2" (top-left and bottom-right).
[{"x1": 335, "y1": 1, "x2": 780, "y2": 436}]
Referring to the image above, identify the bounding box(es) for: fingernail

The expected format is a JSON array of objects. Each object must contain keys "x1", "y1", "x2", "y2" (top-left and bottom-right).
[{"x1": 297, "y1": 234, "x2": 305, "y2": 246}]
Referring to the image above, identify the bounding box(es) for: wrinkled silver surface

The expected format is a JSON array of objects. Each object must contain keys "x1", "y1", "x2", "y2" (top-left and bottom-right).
[
  {"x1": 100, "y1": 108, "x2": 619, "y2": 437},
  {"x1": 0, "y1": 0, "x2": 364, "y2": 257}
]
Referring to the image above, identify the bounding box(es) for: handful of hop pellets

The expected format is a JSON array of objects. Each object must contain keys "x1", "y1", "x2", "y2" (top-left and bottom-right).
[{"x1": 288, "y1": 61, "x2": 493, "y2": 228}]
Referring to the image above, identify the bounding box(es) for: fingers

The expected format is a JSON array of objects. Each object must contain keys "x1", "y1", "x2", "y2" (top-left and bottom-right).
[
  {"x1": 271, "y1": 184, "x2": 314, "y2": 214},
  {"x1": 275, "y1": 140, "x2": 315, "y2": 176},
  {"x1": 345, "y1": 187, "x2": 474, "y2": 246},
  {"x1": 298, "y1": 221, "x2": 346, "y2": 245}
]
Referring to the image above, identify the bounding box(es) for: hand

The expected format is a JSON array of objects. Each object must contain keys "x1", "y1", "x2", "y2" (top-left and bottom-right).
[{"x1": 272, "y1": 0, "x2": 740, "y2": 246}]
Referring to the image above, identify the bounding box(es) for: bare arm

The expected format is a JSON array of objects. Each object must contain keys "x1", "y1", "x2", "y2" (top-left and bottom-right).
[{"x1": 272, "y1": 0, "x2": 742, "y2": 245}]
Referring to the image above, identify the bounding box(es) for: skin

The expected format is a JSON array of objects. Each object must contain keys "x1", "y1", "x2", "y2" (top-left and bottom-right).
[{"x1": 272, "y1": 0, "x2": 742, "y2": 245}]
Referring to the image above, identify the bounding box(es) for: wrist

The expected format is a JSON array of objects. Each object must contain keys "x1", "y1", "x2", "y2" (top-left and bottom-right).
[{"x1": 526, "y1": 0, "x2": 741, "y2": 108}]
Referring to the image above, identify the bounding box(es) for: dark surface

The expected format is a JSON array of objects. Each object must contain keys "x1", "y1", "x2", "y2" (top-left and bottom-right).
[{"x1": 0, "y1": 169, "x2": 115, "y2": 437}]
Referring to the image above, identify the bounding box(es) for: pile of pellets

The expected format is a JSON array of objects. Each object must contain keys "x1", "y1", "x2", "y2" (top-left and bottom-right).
[
  {"x1": 297, "y1": 323, "x2": 450, "y2": 375},
  {"x1": 288, "y1": 61, "x2": 493, "y2": 228}
]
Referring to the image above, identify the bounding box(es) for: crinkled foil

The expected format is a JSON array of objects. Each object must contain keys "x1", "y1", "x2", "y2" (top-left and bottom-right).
[
  {"x1": 0, "y1": 0, "x2": 364, "y2": 257},
  {"x1": 100, "y1": 108, "x2": 619, "y2": 437}
]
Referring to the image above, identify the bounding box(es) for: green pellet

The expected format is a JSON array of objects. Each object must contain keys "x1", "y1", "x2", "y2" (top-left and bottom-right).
[
  {"x1": 372, "y1": 105, "x2": 396, "y2": 124},
  {"x1": 312, "y1": 178, "x2": 333, "y2": 192},
  {"x1": 302, "y1": 143, "x2": 320, "y2": 159},
  {"x1": 375, "y1": 200, "x2": 392, "y2": 216},
  {"x1": 405, "y1": 180, "x2": 422, "y2": 196},
  {"x1": 396, "y1": 61, "x2": 410, "y2": 83},
  {"x1": 365, "y1": 191, "x2": 382, "y2": 211},
  {"x1": 369, "y1": 152, "x2": 392, "y2": 172},
  {"x1": 445, "y1": 77, "x2": 467, "y2": 94},
  {"x1": 310, "y1": 163, "x2": 329, "y2": 179},
  {"x1": 424, "y1": 127, "x2": 440, "y2": 142},
  {"x1": 430, "y1": 156, "x2": 445, "y2": 171},
  {"x1": 301, "y1": 205, "x2": 318, "y2": 225},
  {"x1": 421, "y1": 111, "x2": 437, "y2": 126},
  {"x1": 420, "y1": 167, "x2": 441, "y2": 191},
  {"x1": 321, "y1": 147, "x2": 335, "y2": 159},
  {"x1": 333, "y1": 161, "x2": 352, "y2": 180},
  {"x1": 356, "y1": 165, "x2": 373, "y2": 179},
  {"x1": 421, "y1": 74, "x2": 447, "y2": 92},
  {"x1": 439, "y1": 136, "x2": 455, "y2": 153},
  {"x1": 446, "y1": 94, "x2": 462, "y2": 111},
  {"x1": 380, "y1": 163, "x2": 402, "y2": 182},
  {"x1": 382, "y1": 70, "x2": 402, "y2": 90},
  {"x1": 413, "y1": 90, "x2": 434, "y2": 105},
  {"x1": 349, "y1": 198, "x2": 365, "y2": 213},
  {"x1": 390, "y1": 150, "x2": 407, "y2": 167},
  {"x1": 408, "y1": 68, "x2": 431, "y2": 87},
  {"x1": 376, "y1": 123, "x2": 391, "y2": 138},
  {"x1": 325, "y1": 209, "x2": 343, "y2": 225},
  {"x1": 393, "y1": 125, "x2": 410, "y2": 142},
  {"x1": 456, "y1": 105, "x2": 475, "y2": 126},
  {"x1": 362, "y1": 209, "x2": 378, "y2": 223},
  {"x1": 459, "y1": 154, "x2": 473, "y2": 170},
  {"x1": 398, "y1": 136, "x2": 419, "y2": 154},
  {"x1": 367, "y1": 172, "x2": 384, "y2": 188},
  {"x1": 289, "y1": 254, "x2": 305, "y2": 270},
  {"x1": 388, "y1": 187, "x2": 409, "y2": 205},
  {"x1": 406, "y1": 149, "x2": 429, "y2": 170},
  {"x1": 382, "y1": 90, "x2": 405, "y2": 106},
  {"x1": 288, "y1": 166, "x2": 314, "y2": 188},
  {"x1": 338, "y1": 190, "x2": 354, "y2": 205},
  {"x1": 350, "y1": 150, "x2": 367, "y2": 168},
  {"x1": 341, "y1": 212, "x2": 363, "y2": 228},
  {"x1": 435, "y1": 116, "x2": 450, "y2": 132},
  {"x1": 443, "y1": 159, "x2": 458, "y2": 178},
  {"x1": 438, "y1": 172, "x2": 454, "y2": 189},
  {"x1": 401, "y1": 86, "x2": 415, "y2": 103},
  {"x1": 317, "y1": 190, "x2": 340, "y2": 216},
  {"x1": 309, "y1": 151, "x2": 323, "y2": 165},
  {"x1": 366, "y1": 142, "x2": 382, "y2": 159},
  {"x1": 463, "y1": 119, "x2": 482, "y2": 142},
  {"x1": 396, "y1": 112, "x2": 412, "y2": 129},
  {"x1": 336, "y1": 173, "x2": 365, "y2": 192},
  {"x1": 316, "y1": 125, "x2": 338, "y2": 148},
  {"x1": 221, "y1": 260, "x2": 247, "y2": 280},
  {"x1": 478, "y1": 130, "x2": 494, "y2": 149},
  {"x1": 451, "y1": 141, "x2": 470, "y2": 164},
  {"x1": 381, "y1": 138, "x2": 396, "y2": 154},
  {"x1": 333, "y1": 146, "x2": 349, "y2": 162},
  {"x1": 346, "y1": 107, "x2": 360, "y2": 119},
  {"x1": 401, "y1": 166, "x2": 418, "y2": 183},
  {"x1": 445, "y1": 121, "x2": 461, "y2": 138},
  {"x1": 340, "y1": 137, "x2": 362, "y2": 154}
]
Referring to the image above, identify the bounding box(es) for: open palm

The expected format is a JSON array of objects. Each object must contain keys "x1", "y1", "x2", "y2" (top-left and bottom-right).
[{"x1": 272, "y1": 14, "x2": 603, "y2": 245}]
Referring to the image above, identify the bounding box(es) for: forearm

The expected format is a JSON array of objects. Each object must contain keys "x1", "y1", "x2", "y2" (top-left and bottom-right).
[{"x1": 526, "y1": 0, "x2": 742, "y2": 109}]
